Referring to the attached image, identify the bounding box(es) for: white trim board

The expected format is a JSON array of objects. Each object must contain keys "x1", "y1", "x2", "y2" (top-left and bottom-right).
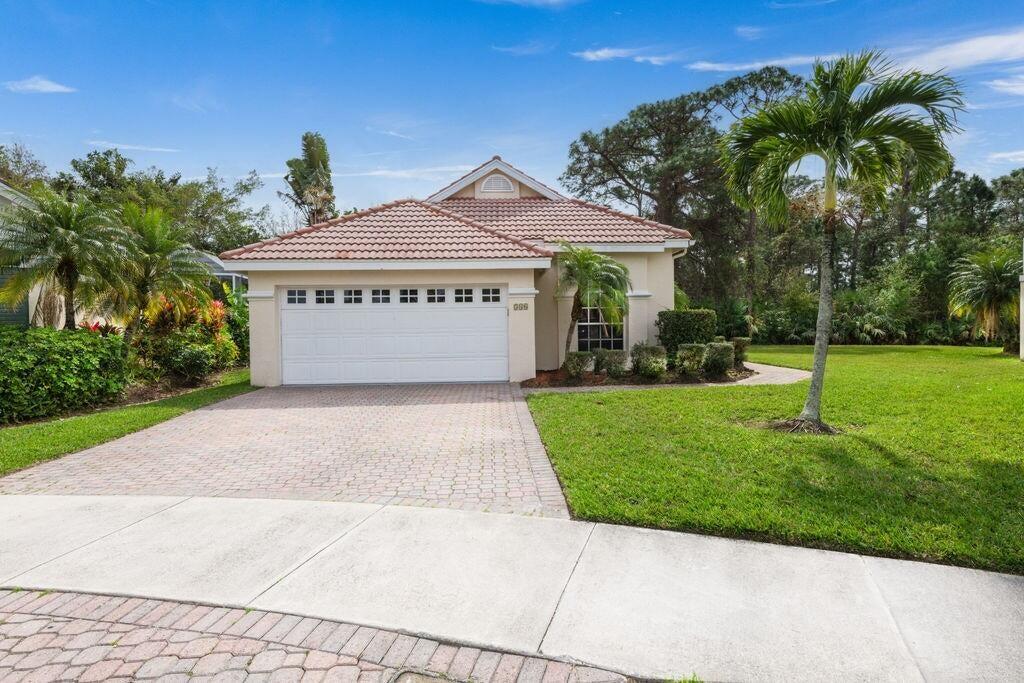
[{"x1": 225, "y1": 257, "x2": 552, "y2": 272}]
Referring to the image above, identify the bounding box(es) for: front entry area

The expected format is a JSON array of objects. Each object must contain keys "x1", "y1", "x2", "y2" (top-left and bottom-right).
[{"x1": 279, "y1": 285, "x2": 509, "y2": 384}]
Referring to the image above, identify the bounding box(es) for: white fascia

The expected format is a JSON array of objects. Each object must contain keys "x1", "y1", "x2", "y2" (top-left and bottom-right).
[
  {"x1": 224, "y1": 257, "x2": 552, "y2": 271},
  {"x1": 542, "y1": 239, "x2": 694, "y2": 253}
]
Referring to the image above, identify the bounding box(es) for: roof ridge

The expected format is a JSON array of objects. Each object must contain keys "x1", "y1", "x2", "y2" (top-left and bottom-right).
[
  {"x1": 219, "y1": 199, "x2": 419, "y2": 259},
  {"x1": 416, "y1": 200, "x2": 554, "y2": 257},
  {"x1": 565, "y1": 198, "x2": 692, "y2": 238}
]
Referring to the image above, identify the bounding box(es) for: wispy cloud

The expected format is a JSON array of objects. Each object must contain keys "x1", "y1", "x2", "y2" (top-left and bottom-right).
[
  {"x1": 492, "y1": 40, "x2": 553, "y2": 56},
  {"x1": 475, "y1": 0, "x2": 580, "y2": 7},
  {"x1": 735, "y1": 25, "x2": 764, "y2": 40},
  {"x1": 572, "y1": 47, "x2": 683, "y2": 65},
  {"x1": 903, "y1": 27, "x2": 1024, "y2": 73},
  {"x1": 688, "y1": 53, "x2": 836, "y2": 72},
  {"x1": 165, "y1": 78, "x2": 223, "y2": 113},
  {"x1": 767, "y1": 0, "x2": 836, "y2": 8},
  {"x1": 365, "y1": 126, "x2": 415, "y2": 141},
  {"x1": 985, "y1": 74, "x2": 1024, "y2": 96},
  {"x1": 332, "y1": 165, "x2": 475, "y2": 180},
  {"x1": 988, "y1": 150, "x2": 1024, "y2": 163},
  {"x1": 4, "y1": 75, "x2": 76, "y2": 94},
  {"x1": 86, "y1": 140, "x2": 180, "y2": 153}
]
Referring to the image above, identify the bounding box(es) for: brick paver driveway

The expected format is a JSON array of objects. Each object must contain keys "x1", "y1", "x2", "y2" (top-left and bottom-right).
[{"x1": 0, "y1": 384, "x2": 568, "y2": 517}]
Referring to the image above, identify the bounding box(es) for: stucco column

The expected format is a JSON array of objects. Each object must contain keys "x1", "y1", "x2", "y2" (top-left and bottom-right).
[
  {"x1": 555, "y1": 293, "x2": 576, "y2": 367},
  {"x1": 626, "y1": 291, "x2": 652, "y2": 349},
  {"x1": 246, "y1": 289, "x2": 279, "y2": 387},
  {"x1": 507, "y1": 287, "x2": 538, "y2": 381}
]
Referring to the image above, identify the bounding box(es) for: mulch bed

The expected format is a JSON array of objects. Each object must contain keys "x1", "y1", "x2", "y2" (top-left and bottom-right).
[{"x1": 521, "y1": 366, "x2": 754, "y2": 389}]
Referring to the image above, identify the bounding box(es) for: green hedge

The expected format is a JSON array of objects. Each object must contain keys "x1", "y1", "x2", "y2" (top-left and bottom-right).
[
  {"x1": 630, "y1": 342, "x2": 667, "y2": 381},
  {"x1": 0, "y1": 327, "x2": 128, "y2": 423},
  {"x1": 702, "y1": 342, "x2": 735, "y2": 377},
  {"x1": 562, "y1": 351, "x2": 593, "y2": 382},
  {"x1": 655, "y1": 309, "x2": 717, "y2": 358}
]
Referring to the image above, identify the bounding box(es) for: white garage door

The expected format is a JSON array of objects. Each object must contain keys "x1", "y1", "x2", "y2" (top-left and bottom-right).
[{"x1": 280, "y1": 285, "x2": 509, "y2": 384}]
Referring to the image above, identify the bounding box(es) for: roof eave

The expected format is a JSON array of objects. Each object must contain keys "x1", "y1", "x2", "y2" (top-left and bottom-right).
[{"x1": 221, "y1": 257, "x2": 553, "y2": 271}]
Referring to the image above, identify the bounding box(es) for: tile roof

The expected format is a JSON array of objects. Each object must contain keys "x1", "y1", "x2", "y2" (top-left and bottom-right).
[
  {"x1": 220, "y1": 199, "x2": 552, "y2": 260},
  {"x1": 437, "y1": 198, "x2": 692, "y2": 243}
]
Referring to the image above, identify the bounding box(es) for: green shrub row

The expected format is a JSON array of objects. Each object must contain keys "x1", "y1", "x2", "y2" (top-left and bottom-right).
[
  {"x1": 630, "y1": 342, "x2": 667, "y2": 381},
  {"x1": 0, "y1": 327, "x2": 129, "y2": 423},
  {"x1": 655, "y1": 309, "x2": 717, "y2": 358},
  {"x1": 674, "y1": 338, "x2": 750, "y2": 379}
]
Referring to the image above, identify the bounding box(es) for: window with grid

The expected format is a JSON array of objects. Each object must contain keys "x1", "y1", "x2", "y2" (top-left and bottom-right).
[
  {"x1": 343, "y1": 289, "x2": 362, "y2": 304},
  {"x1": 399, "y1": 288, "x2": 419, "y2": 303},
  {"x1": 577, "y1": 307, "x2": 624, "y2": 351},
  {"x1": 315, "y1": 289, "x2": 335, "y2": 304},
  {"x1": 427, "y1": 288, "x2": 446, "y2": 303},
  {"x1": 454, "y1": 288, "x2": 473, "y2": 303},
  {"x1": 286, "y1": 289, "x2": 306, "y2": 304},
  {"x1": 481, "y1": 288, "x2": 501, "y2": 303},
  {"x1": 371, "y1": 288, "x2": 391, "y2": 304}
]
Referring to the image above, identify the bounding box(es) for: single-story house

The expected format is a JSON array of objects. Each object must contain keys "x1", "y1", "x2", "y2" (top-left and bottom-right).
[
  {"x1": 0, "y1": 179, "x2": 40, "y2": 326},
  {"x1": 220, "y1": 157, "x2": 693, "y2": 385}
]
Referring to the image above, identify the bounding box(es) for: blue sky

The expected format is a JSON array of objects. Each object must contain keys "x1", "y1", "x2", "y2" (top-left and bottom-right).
[{"x1": 3, "y1": 0, "x2": 1024, "y2": 218}]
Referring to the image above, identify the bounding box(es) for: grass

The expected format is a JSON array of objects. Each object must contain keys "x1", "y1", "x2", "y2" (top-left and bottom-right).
[
  {"x1": 0, "y1": 368, "x2": 255, "y2": 477},
  {"x1": 527, "y1": 346, "x2": 1024, "y2": 574}
]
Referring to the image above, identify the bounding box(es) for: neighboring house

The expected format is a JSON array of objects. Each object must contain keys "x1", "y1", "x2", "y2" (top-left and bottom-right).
[
  {"x1": 198, "y1": 253, "x2": 248, "y2": 292},
  {"x1": 0, "y1": 179, "x2": 37, "y2": 326},
  {"x1": 221, "y1": 157, "x2": 693, "y2": 386}
]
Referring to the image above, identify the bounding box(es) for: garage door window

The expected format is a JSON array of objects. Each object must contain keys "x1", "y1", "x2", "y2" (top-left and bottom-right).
[
  {"x1": 343, "y1": 289, "x2": 362, "y2": 304},
  {"x1": 427, "y1": 288, "x2": 446, "y2": 303},
  {"x1": 481, "y1": 288, "x2": 501, "y2": 303},
  {"x1": 399, "y1": 288, "x2": 419, "y2": 303},
  {"x1": 286, "y1": 289, "x2": 306, "y2": 304},
  {"x1": 454, "y1": 288, "x2": 473, "y2": 303},
  {"x1": 315, "y1": 289, "x2": 335, "y2": 304},
  {"x1": 372, "y1": 289, "x2": 391, "y2": 304}
]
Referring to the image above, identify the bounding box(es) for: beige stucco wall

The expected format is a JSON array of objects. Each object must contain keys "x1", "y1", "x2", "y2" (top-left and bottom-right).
[
  {"x1": 245, "y1": 268, "x2": 538, "y2": 387},
  {"x1": 533, "y1": 250, "x2": 678, "y2": 370}
]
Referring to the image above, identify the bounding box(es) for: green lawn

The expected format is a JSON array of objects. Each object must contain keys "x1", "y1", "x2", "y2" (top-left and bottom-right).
[
  {"x1": 0, "y1": 368, "x2": 255, "y2": 477},
  {"x1": 528, "y1": 346, "x2": 1024, "y2": 573}
]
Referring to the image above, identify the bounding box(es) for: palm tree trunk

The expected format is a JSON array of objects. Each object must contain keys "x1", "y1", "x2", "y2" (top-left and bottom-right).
[
  {"x1": 63, "y1": 281, "x2": 77, "y2": 330},
  {"x1": 563, "y1": 293, "x2": 583, "y2": 360}
]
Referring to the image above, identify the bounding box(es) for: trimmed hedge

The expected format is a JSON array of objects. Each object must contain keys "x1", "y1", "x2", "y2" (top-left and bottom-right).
[
  {"x1": 563, "y1": 351, "x2": 593, "y2": 382},
  {"x1": 676, "y1": 343, "x2": 706, "y2": 377},
  {"x1": 731, "y1": 336, "x2": 751, "y2": 368},
  {"x1": 702, "y1": 342, "x2": 735, "y2": 377},
  {"x1": 0, "y1": 327, "x2": 128, "y2": 423},
  {"x1": 630, "y1": 342, "x2": 667, "y2": 381},
  {"x1": 655, "y1": 309, "x2": 717, "y2": 358},
  {"x1": 602, "y1": 350, "x2": 630, "y2": 378}
]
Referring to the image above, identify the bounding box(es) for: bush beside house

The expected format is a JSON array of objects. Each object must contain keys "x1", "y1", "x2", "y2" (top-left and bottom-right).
[{"x1": 655, "y1": 309, "x2": 717, "y2": 359}]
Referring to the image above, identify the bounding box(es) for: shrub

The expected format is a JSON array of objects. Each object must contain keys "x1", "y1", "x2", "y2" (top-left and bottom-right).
[
  {"x1": 0, "y1": 327, "x2": 128, "y2": 423},
  {"x1": 562, "y1": 351, "x2": 594, "y2": 382},
  {"x1": 655, "y1": 309, "x2": 717, "y2": 358},
  {"x1": 593, "y1": 347, "x2": 613, "y2": 374},
  {"x1": 730, "y1": 337, "x2": 751, "y2": 368},
  {"x1": 630, "y1": 342, "x2": 667, "y2": 381},
  {"x1": 676, "y1": 343, "x2": 706, "y2": 377},
  {"x1": 223, "y1": 284, "x2": 250, "y2": 364},
  {"x1": 157, "y1": 333, "x2": 218, "y2": 385},
  {"x1": 702, "y1": 342, "x2": 735, "y2": 377},
  {"x1": 602, "y1": 350, "x2": 629, "y2": 379},
  {"x1": 713, "y1": 335, "x2": 726, "y2": 343}
]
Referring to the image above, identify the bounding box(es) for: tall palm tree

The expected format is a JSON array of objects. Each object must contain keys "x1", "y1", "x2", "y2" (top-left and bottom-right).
[
  {"x1": 90, "y1": 202, "x2": 212, "y2": 344},
  {"x1": 0, "y1": 188, "x2": 127, "y2": 329},
  {"x1": 949, "y1": 247, "x2": 1021, "y2": 352},
  {"x1": 557, "y1": 242, "x2": 632, "y2": 358},
  {"x1": 719, "y1": 51, "x2": 963, "y2": 432}
]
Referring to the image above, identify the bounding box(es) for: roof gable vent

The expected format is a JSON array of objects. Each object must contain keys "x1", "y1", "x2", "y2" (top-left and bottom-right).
[{"x1": 481, "y1": 174, "x2": 514, "y2": 193}]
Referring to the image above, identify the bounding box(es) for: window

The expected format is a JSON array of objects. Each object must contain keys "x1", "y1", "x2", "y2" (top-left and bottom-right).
[
  {"x1": 343, "y1": 289, "x2": 362, "y2": 304},
  {"x1": 399, "y1": 288, "x2": 419, "y2": 303},
  {"x1": 286, "y1": 289, "x2": 307, "y2": 304},
  {"x1": 315, "y1": 289, "x2": 335, "y2": 304},
  {"x1": 371, "y1": 288, "x2": 391, "y2": 304},
  {"x1": 427, "y1": 288, "x2": 446, "y2": 303},
  {"x1": 454, "y1": 288, "x2": 473, "y2": 303},
  {"x1": 481, "y1": 288, "x2": 501, "y2": 303},
  {"x1": 577, "y1": 307, "x2": 624, "y2": 351},
  {"x1": 481, "y1": 174, "x2": 514, "y2": 193}
]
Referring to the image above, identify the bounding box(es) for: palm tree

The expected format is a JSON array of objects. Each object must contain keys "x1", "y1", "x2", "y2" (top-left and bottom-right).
[
  {"x1": 90, "y1": 203, "x2": 212, "y2": 344},
  {"x1": 949, "y1": 247, "x2": 1021, "y2": 352},
  {"x1": 557, "y1": 242, "x2": 632, "y2": 359},
  {"x1": 719, "y1": 51, "x2": 963, "y2": 432},
  {"x1": 0, "y1": 188, "x2": 128, "y2": 329}
]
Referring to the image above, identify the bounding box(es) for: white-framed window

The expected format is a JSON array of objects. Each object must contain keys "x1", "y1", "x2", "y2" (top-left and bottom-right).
[
  {"x1": 481, "y1": 288, "x2": 501, "y2": 303},
  {"x1": 286, "y1": 289, "x2": 307, "y2": 304},
  {"x1": 427, "y1": 288, "x2": 446, "y2": 303},
  {"x1": 315, "y1": 289, "x2": 335, "y2": 304},
  {"x1": 577, "y1": 307, "x2": 624, "y2": 351},
  {"x1": 399, "y1": 288, "x2": 418, "y2": 303},
  {"x1": 371, "y1": 288, "x2": 391, "y2": 304},
  {"x1": 481, "y1": 174, "x2": 513, "y2": 193},
  {"x1": 454, "y1": 288, "x2": 473, "y2": 303},
  {"x1": 343, "y1": 289, "x2": 362, "y2": 304}
]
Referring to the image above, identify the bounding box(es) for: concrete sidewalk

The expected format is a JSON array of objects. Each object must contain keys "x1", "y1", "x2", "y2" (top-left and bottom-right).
[{"x1": 1, "y1": 495, "x2": 1021, "y2": 680}]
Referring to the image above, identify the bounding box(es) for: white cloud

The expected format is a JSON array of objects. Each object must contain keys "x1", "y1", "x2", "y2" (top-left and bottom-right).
[
  {"x1": 903, "y1": 27, "x2": 1024, "y2": 73},
  {"x1": 492, "y1": 41, "x2": 552, "y2": 56},
  {"x1": 476, "y1": 0, "x2": 579, "y2": 7},
  {"x1": 768, "y1": 0, "x2": 836, "y2": 8},
  {"x1": 984, "y1": 74, "x2": 1024, "y2": 96},
  {"x1": 4, "y1": 75, "x2": 76, "y2": 93},
  {"x1": 735, "y1": 25, "x2": 764, "y2": 40},
  {"x1": 86, "y1": 140, "x2": 180, "y2": 153},
  {"x1": 688, "y1": 53, "x2": 836, "y2": 72},
  {"x1": 365, "y1": 126, "x2": 415, "y2": 141},
  {"x1": 988, "y1": 150, "x2": 1024, "y2": 163},
  {"x1": 572, "y1": 47, "x2": 682, "y2": 65},
  {"x1": 332, "y1": 165, "x2": 475, "y2": 180},
  {"x1": 166, "y1": 78, "x2": 223, "y2": 113}
]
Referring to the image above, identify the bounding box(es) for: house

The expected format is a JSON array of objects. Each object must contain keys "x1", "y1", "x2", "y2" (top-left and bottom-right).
[
  {"x1": 0, "y1": 179, "x2": 38, "y2": 326},
  {"x1": 220, "y1": 157, "x2": 693, "y2": 385}
]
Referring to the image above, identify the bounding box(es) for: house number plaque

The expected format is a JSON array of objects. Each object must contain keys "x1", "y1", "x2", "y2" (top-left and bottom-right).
[{"x1": 513, "y1": 302, "x2": 529, "y2": 311}]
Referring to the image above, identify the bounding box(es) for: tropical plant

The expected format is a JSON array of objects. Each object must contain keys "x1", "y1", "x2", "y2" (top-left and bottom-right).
[
  {"x1": 719, "y1": 51, "x2": 963, "y2": 431},
  {"x1": 0, "y1": 188, "x2": 128, "y2": 329},
  {"x1": 280, "y1": 132, "x2": 336, "y2": 225},
  {"x1": 948, "y1": 247, "x2": 1021, "y2": 351},
  {"x1": 556, "y1": 243, "x2": 632, "y2": 358},
  {"x1": 88, "y1": 203, "x2": 212, "y2": 345}
]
